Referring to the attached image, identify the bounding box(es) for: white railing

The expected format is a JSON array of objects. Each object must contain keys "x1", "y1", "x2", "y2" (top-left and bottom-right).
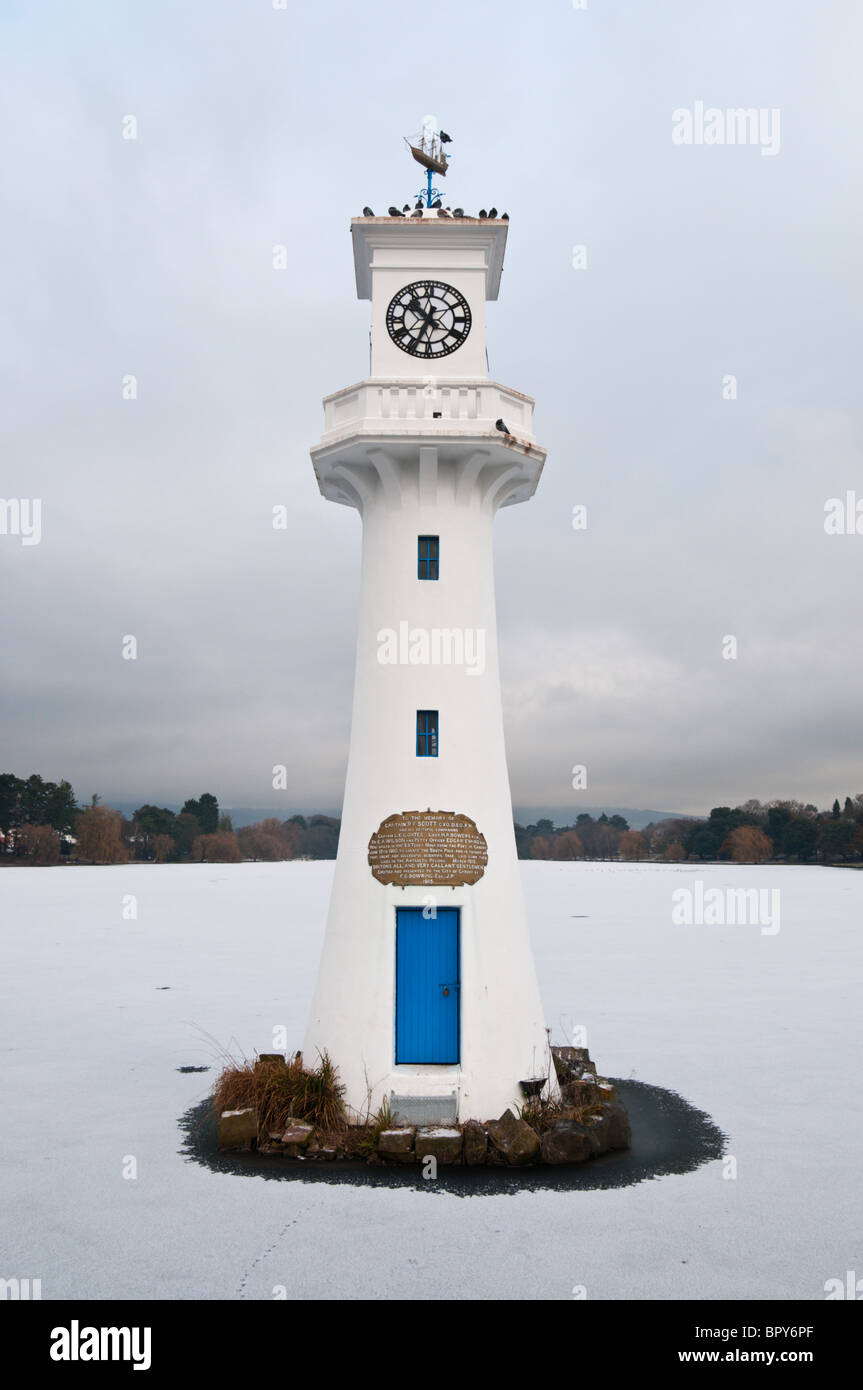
[{"x1": 320, "y1": 380, "x2": 535, "y2": 442}]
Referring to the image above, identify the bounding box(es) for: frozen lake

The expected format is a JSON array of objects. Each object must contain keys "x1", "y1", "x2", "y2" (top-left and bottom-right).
[{"x1": 1, "y1": 860, "x2": 860, "y2": 1300}]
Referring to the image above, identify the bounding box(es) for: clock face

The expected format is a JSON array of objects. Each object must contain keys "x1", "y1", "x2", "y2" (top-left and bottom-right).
[{"x1": 386, "y1": 280, "x2": 472, "y2": 358}]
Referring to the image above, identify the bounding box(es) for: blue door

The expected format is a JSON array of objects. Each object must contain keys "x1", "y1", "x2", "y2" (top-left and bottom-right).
[{"x1": 395, "y1": 907, "x2": 460, "y2": 1064}]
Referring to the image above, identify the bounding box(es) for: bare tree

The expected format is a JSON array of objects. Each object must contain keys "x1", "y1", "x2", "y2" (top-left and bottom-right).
[
  {"x1": 75, "y1": 806, "x2": 129, "y2": 864},
  {"x1": 551, "y1": 830, "x2": 584, "y2": 860},
  {"x1": 192, "y1": 831, "x2": 242, "y2": 863},
  {"x1": 661, "y1": 841, "x2": 687, "y2": 862},
  {"x1": 722, "y1": 826, "x2": 773, "y2": 863},
  {"x1": 19, "y1": 823, "x2": 61, "y2": 865},
  {"x1": 619, "y1": 829, "x2": 647, "y2": 861}
]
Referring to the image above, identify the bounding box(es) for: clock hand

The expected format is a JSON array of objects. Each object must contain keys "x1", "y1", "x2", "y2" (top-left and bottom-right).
[
  {"x1": 408, "y1": 296, "x2": 436, "y2": 326},
  {"x1": 412, "y1": 302, "x2": 440, "y2": 338},
  {"x1": 423, "y1": 293, "x2": 446, "y2": 326},
  {"x1": 403, "y1": 292, "x2": 446, "y2": 341}
]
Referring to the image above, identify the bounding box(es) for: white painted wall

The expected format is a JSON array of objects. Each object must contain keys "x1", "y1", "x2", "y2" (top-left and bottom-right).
[
  {"x1": 352, "y1": 214, "x2": 506, "y2": 382},
  {"x1": 303, "y1": 218, "x2": 555, "y2": 1122}
]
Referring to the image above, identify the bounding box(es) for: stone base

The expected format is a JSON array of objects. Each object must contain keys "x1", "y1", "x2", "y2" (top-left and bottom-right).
[{"x1": 217, "y1": 1046, "x2": 631, "y2": 1167}]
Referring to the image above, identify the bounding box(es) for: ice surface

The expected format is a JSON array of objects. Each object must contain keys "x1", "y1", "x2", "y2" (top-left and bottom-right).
[{"x1": 1, "y1": 860, "x2": 860, "y2": 1300}]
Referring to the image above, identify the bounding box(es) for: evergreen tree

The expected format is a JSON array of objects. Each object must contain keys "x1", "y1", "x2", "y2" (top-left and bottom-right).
[
  {"x1": 784, "y1": 818, "x2": 818, "y2": 861},
  {"x1": 132, "y1": 805, "x2": 177, "y2": 859}
]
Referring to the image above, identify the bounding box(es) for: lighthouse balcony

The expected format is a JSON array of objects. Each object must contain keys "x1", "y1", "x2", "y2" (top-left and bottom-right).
[{"x1": 317, "y1": 378, "x2": 538, "y2": 448}]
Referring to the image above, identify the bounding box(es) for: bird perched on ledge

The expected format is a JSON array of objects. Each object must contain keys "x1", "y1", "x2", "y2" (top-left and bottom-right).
[
  {"x1": 362, "y1": 206, "x2": 374, "y2": 217},
  {"x1": 495, "y1": 417, "x2": 512, "y2": 436},
  {"x1": 388, "y1": 206, "x2": 405, "y2": 217}
]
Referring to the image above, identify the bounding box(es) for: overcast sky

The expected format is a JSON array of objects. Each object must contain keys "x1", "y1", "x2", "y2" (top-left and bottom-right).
[{"x1": 1, "y1": 0, "x2": 861, "y2": 819}]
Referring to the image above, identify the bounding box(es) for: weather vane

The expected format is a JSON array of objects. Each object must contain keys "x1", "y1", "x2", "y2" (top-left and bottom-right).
[{"x1": 405, "y1": 116, "x2": 452, "y2": 208}]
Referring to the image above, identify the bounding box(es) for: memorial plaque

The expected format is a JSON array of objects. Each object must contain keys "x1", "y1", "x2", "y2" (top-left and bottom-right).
[{"x1": 368, "y1": 810, "x2": 488, "y2": 887}]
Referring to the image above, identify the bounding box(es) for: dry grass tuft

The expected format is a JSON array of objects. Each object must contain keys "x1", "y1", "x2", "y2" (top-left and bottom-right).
[
  {"x1": 517, "y1": 1097, "x2": 605, "y2": 1135},
  {"x1": 357, "y1": 1097, "x2": 397, "y2": 1155},
  {"x1": 517, "y1": 1098, "x2": 561, "y2": 1135},
  {"x1": 212, "y1": 1050, "x2": 347, "y2": 1142}
]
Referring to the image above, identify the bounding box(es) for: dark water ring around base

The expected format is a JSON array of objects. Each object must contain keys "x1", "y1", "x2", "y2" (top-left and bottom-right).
[{"x1": 178, "y1": 1079, "x2": 726, "y2": 1195}]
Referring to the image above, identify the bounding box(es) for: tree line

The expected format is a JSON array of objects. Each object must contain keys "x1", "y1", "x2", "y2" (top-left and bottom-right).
[
  {"x1": 516, "y1": 799, "x2": 863, "y2": 864},
  {"x1": 3, "y1": 771, "x2": 862, "y2": 866},
  {"x1": 0, "y1": 773, "x2": 339, "y2": 865}
]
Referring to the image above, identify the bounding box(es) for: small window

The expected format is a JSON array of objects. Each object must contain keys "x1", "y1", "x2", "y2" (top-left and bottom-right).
[
  {"x1": 416, "y1": 710, "x2": 438, "y2": 757},
  {"x1": 418, "y1": 535, "x2": 439, "y2": 580}
]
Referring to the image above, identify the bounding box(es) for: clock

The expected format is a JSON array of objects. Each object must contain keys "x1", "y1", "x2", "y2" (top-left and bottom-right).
[{"x1": 386, "y1": 280, "x2": 472, "y2": 358}]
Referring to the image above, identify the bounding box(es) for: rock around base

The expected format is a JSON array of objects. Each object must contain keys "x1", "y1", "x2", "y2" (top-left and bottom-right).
[{"x1": 216, "y1": 1047, "x2": 631, "y2": 1168}]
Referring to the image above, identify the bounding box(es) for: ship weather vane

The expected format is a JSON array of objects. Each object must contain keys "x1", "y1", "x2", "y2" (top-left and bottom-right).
[{"x1": 405, "y1": 116, "x2": 452, "y2": 208}]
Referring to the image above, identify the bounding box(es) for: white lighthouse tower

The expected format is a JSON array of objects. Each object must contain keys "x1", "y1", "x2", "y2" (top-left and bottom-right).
[{"x1": 304, "y1": 137, "x2": 553, "y2": 1123}]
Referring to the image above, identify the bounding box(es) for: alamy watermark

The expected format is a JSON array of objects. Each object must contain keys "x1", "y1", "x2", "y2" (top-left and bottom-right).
[
  {"x1": 0, "y1": 498, "x2": 41, "y2": 545},
  {"x1": 824, "y1": 492, "x2": 863, "y2": 535},
  {"x1": 672, "y1": 880, "x2": 780, "y2": 935},
  {"x1": 0, "y1": 1277, "x2": 42, "y2": 1300},
  {"x1": 50, "y1": 1323, "x2": 151, "y2": 1370},
  {"x1": 672, "y1": 101, "x2": 780, "y2": 157},
  {"x1": 377, "y1": 621, "x2": 486, "y2": 676},
  {"x1": 824, "y1": 1271, "x2": 863, "y2": 1299}
]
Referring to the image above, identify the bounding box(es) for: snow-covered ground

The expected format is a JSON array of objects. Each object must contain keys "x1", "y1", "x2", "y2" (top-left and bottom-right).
[{"x1": 1, "y1": 860, "x2": 860, "y2": 1300}]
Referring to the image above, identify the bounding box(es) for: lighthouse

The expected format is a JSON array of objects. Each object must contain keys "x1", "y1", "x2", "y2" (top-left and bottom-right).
[{"x1": 304, "y1": 137, "x2": 554, "y2": 1123}]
